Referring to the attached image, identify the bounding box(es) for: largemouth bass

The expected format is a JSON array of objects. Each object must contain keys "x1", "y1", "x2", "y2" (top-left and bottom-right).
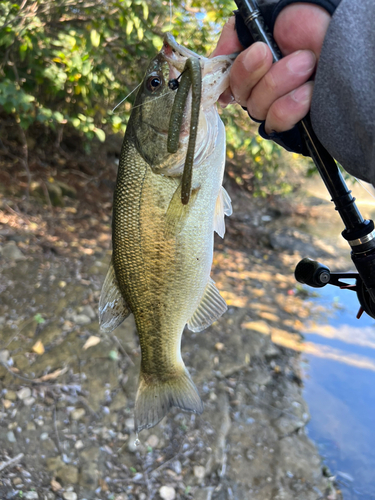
[{"x1": 99, "y1": 34, "x2": 234, "y2": 433}]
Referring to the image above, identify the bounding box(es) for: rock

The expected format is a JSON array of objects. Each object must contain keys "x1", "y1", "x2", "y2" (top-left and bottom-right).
[
  {"x1": 45, "y1": 181, "x2": 65, "y2": 207},
  {"x1": 13, "y1": 477, "x2": 22, "y2": 486},
  {"x1": 17, "y1": 387, "x2": 31, "y2": 400},
  {"x1": 159, "y1": 486, "x2": 176, "y2": 500},
  {"x1": 2, "y1": 398, "x2": 12, "y2": 409},
  {"x1": 194, "y1": 465, "x2": 206, "y2": 480},
  {"x1": 127, "y1": 433, "x2": 139, "y2": 453},
  {"x1": 124, "y1": 418, "x2": 134, "y2": 430},
  {"x1": 80, "y1": 447, "x2": 100, "y2": 463},
  {"x1": 79, "y1": 463, "x2": 98, "y2": 489},
  {"x1": 25, "y1": 492, "x2": 39, "y2": 499},
  {"x1": 71, "y1": 408, "x2": 85, "y2": 421},
  {"x1": 71, "y1": 314, "x2": 91, "y2": 325},
  {"x1": 46, "y1": 457, "x2": 78, "y2": 484},
  {"x1": 172, "y1": 460, "x2": 182, "y2": 474},
  {"x1": 27, "y1": 422, "x2": 36, "y2": 431},
  {"x1": 74, "y1": 440, "x2": 84, "y2": 450},
  {"x1": 0, "y1": 350, "x2": 10, "y2": 364},
  {"x1": 194, "y1": 488, "x2": 215, "y2": 500},
  {"x1": 57, "y1": 465, "x2": 79, "y2": 484},
  {"x1": 23, "y1": 396, "x2": 36, "y2": 406},
  {"x1": 110, "y1": 391, "x2": 127, "y2": 411},
  {"x1": 40, "y1": 432, "x2": 49, "y2": 440},
  {"x1": 7, "y1": 431, "x2": 16, "y2": 442},
  {"x1": 46, "y1": 456, "x2": 65, "y2": 471},
  {"x1": 80, "y1": 305, "x2": 96, "y2": 320},
  {"x1": 269, "y1": 228, "x2": 334, "y2": 259},
  {"x1": 63, "y1": 493, "x2": 77, "y2": 500},
  {"x1": 264, "y1": 341, "x2": 280, "y2": 359},
  {"x1": 4, "y1": 390, "x2": 16, "y2": 401},
  {"x1": 146, "y1": 434, "x2": 159, "y2": 448},
  {"x1": 55, "y1": 181, "x2": 77, "y2": 199},
  {"x1": 0, "y1": 241, "x2": 26, "y2": 261},
  {"x1": 50, "y1": 479, "x2": 62, "y2": 492}
]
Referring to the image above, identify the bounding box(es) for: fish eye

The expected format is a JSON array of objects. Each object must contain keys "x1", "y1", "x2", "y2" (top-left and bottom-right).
[{"x1": 146, "y1": 75, "x2": 162, "y2": 93}]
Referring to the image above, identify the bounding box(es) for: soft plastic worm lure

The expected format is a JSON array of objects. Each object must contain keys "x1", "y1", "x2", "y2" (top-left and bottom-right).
[{"x1": 167, "y1": 57, "x2": 202, "y2": 205}]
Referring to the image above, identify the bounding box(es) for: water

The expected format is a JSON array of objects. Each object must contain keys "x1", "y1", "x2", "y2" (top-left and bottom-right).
[
  {"x1": 302, "y1": 283, "x2": 375, "y2": 499},
  {"x1": 293, "y1": 177, "x2": 375, "y2": 498}
]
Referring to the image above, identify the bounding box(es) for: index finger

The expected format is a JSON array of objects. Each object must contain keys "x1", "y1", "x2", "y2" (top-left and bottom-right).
[{"x1": 210, "y1": 17, "x2": 244, "y2": 57}]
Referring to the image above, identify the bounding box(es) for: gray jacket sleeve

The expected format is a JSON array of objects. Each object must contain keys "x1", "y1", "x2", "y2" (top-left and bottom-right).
[{"x1": 311, "y1": 0, "x2": 375, "y2": 185}]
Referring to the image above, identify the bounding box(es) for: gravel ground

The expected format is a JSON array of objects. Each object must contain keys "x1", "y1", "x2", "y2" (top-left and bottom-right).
[{"x1": 0, "y1": 181, "x2": 344, "y2": 500}]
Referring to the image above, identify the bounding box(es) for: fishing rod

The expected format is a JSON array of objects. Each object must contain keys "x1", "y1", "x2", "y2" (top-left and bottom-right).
[{"x1": 234, "y1": 0, "x2": 375, "y2": 319}]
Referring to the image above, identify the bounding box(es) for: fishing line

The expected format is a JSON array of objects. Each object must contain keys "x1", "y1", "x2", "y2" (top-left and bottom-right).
[
  {"x1": 111, "y1": 82, "x2": 142, "y2": 113},
  {"x1": 356, "y1": 178, "x2": 375, "y2": 201},
  {"x1": 130, "y1": 91, "x2": 172, "y2": 111},
  {"x1": 169, "y1": 0, "x2": 173, "y2": 31}
]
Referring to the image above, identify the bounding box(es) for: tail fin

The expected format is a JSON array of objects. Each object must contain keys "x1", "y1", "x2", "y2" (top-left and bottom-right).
[{"x1": 134, "y1": 368, "x2": 203, "y2": 433}]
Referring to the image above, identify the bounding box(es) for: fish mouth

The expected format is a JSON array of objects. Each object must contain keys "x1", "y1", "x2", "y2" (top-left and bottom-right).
[
  {"x1": 162, "y1": 33, "x2": 201, "y2": 71},
  {"x1": 161, "y1": 33, "x2": 236, "y2": 109}
]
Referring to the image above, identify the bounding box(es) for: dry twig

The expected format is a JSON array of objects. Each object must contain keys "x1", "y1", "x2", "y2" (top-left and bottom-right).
[{"x1": 0, "y1": 453, "x2": 24, "y2": 472}]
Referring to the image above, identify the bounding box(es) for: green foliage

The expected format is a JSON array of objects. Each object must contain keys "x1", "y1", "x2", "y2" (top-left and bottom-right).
[
  {"x1": 0, "y1": 0, "x2": 172, "y2": 138},
  {"x1": 221, "y1": 106, "x2": 294, "y2": 196},
  {"x1": 0, "y1": 0, "x2": 292, "y2": 195},
  {"x1": 33, "y1": 313, "x2": 45, "y2": 324}
]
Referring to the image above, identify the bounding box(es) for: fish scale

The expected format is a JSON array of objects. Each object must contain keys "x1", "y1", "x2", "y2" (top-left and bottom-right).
[{"x1": 99, "y1": 34, "x2": 234, "y2": 432}]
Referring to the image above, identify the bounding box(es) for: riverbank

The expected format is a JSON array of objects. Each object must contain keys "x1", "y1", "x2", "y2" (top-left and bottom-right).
[{"x1": 0, "y1": 149, "x2": 342, "y2": 499}]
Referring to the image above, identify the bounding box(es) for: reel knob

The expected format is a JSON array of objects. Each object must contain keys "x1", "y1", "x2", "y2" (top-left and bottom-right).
[{"x1": 295, "y1": 258, "x2": 331, "y2": 288}]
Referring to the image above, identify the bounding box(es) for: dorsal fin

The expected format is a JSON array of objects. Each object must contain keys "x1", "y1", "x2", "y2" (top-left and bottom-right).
[
  {"x1": 99, "y1": 260, "x2": 131, "y2": 333},
  {"x1": 187, "y1": 277, "x2": 227, "y2": 332}
]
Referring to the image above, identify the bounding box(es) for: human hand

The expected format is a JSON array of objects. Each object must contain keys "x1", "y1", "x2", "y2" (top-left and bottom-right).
[{"x1": 212, "y1": 3, "x2": 331, "y2": 134}]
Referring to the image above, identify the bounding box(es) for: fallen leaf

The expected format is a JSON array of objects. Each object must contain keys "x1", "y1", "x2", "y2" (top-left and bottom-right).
[
  {"x1": 36, "y1": 366, "x2": 68, "y2": 382},
  {"x1": 32, "y1": 340, "x2": 45, "y2": 355},
  {"x1": 83, "y1": 335, "x2": 101, "y2": 350},
  {"x1": 2, "y1": 399, "x2": 12, "y2": 409},
  {"x1": 51, "y1": 479, "x2": 62, "y2": 492}
]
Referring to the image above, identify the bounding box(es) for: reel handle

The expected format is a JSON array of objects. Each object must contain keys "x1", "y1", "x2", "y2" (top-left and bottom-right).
[{"x1": 295, "y1": 258, "x2": 330, "y2": 288}]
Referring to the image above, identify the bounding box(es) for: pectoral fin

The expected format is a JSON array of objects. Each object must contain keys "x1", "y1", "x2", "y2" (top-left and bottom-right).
[
  {"x1": 99, "y1": 260, "x2": 131, "y2": 333},
  {"x1": 187, "y1": 277, "x2": 227, "y2": 332},
  {"x1": 165, "y1": 182, "x2": 200, "y2": 238},
  {"x1": 214, "y1": 186, "x2": 232, "y2": 238}
]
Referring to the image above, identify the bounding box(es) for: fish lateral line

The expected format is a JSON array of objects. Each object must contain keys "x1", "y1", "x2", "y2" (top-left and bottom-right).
[{"x1": 167, "y1": 57, "x2": 202, "y2": 206}]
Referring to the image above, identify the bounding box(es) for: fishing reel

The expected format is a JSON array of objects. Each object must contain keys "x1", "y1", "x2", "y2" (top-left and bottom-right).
[{"x1": 295, "y1": 256, "x2": 375, "y2": 320}]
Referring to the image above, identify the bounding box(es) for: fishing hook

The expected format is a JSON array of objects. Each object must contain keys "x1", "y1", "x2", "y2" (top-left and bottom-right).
[{"x1": 168, "y1": 69, "x2": 185, "y2": 91}]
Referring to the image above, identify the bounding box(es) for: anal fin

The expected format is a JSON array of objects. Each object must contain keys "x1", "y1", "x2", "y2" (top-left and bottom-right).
[
  {"x1": 187, "y1": 277, "x2": 227, "y2": 332},
  {"x1": 99, "y1": 260, "x2": 131, "y2": 333}
]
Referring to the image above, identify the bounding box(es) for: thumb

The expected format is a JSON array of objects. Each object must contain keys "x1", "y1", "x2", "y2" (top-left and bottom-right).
[{"x1": 211, "y1": 17, "x2": 243, "y2": 58}]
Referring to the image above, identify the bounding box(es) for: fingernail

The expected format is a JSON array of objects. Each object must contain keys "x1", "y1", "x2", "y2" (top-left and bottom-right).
[
  {"x1": 218, "y1": 93, "x2": 235, "y2": 108},
  {"x1": 286, "y1": 50, "x2": 315, "y2": 75},
  {"x1": 243, "y1": 42, "x2": 268, "y2": 72},
  {"x1": 292, "y1": 84, "x2": 312, "y2": 103}
]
